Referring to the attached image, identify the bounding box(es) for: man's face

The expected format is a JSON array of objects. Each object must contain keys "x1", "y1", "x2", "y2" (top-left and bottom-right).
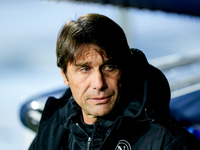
[{"x1": 61, "y1": 44, "x2": 122, "y2": 124}]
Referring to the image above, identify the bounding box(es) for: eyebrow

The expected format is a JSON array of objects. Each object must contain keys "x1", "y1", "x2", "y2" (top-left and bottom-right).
[
  {"x1": 74, "y1": 62, "x2": 92, "y2": 67},
  {"x1": 104, "y1": 59, "x2": 115, "y2": 65},
  {"x1": 74, "y1": 59, "x2": 112, "y2": 67}
]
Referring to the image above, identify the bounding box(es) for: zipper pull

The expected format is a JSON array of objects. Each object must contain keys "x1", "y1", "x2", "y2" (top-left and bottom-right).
[{"x1": 87, "y1": 137, "x2": 92, "y2": 150}]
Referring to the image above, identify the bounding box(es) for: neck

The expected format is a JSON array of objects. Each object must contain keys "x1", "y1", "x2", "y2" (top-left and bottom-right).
[{"x1": 82, "y1": 113, "x2": 100, "y2": 125}]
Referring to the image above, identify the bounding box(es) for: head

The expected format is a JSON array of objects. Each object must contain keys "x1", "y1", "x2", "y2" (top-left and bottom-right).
[{"x1": 56, "y1": 13, "x2": 131, "y2": 124}]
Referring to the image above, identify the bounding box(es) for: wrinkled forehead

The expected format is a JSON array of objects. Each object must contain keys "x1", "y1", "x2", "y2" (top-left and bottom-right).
[{"x1": 73, "y1": 44, "x2": 108, "y2": 64}]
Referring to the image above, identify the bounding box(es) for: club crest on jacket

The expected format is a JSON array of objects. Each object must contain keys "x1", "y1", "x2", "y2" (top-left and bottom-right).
[{"x1": 115, "y1": 140, "x2": 131, "y2": 150}]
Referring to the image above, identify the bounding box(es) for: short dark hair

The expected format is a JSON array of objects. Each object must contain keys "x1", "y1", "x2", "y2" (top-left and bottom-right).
[{"x1": 56, "y1": 13, "x2": 131, "y2": 73}]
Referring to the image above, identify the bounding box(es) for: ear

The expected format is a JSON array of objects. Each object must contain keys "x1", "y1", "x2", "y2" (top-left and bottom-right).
[{"x1": 61, "y1": 69, "x2": 69, "y2": 86}]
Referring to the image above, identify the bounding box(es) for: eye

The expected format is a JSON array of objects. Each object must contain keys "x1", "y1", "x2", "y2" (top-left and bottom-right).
[
  {"x1": 104, "y1": 65, "x2": 117, "y2": 71},
  {"x1": 104, "y1": 65, "x2": 115, "y2": 71},
  {"x1": 79, "y1": 67, "x2": 90, "y2": 73},
  {"x1": 102, "y1": 64, "x2": 121, "y2": 77}
]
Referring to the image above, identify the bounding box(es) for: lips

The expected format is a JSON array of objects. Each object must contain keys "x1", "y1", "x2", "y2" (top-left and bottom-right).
[
  {"x1": 88, "y1": 95, "x2": 112, "y2": 104},
  {"x1": 90, "y1": 96, "x2": 111, "y2": 100}
]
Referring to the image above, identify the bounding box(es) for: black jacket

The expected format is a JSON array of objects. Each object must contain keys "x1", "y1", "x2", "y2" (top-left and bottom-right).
[{"x1": 29, "y1": 49, "x2": 200, "y2": 150}]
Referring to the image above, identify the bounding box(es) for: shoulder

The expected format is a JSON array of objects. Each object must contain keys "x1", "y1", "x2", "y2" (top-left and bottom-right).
[
  {"x1": 150, "y1": 116, "x2": 200, "y2": 149},
  {"x1": 120, "y1": 116, "x2": 200, "y2": 149},
  {"x1": 41, "y1": 87, "x2": 73, "y2": 121}
]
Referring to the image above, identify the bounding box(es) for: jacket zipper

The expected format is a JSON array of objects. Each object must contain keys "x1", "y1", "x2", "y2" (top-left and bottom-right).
[
  {"x1": 87, "y1": 137, "x2": 92, "y2": 150},
  {"x1": 76, "y1": 123, "x2": 92, "y2": 150}
]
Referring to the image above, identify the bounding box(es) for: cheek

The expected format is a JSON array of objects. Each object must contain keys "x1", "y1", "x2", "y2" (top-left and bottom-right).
[
  {"x1": 69, "y1": 76, "x2": 90, "y2": 100},
  {"x1": 111, "y1": 74, "x2": 121, "y2": 86},
  {"x1": 107, "y1": 76, "x2": 121, "y2": 93}
]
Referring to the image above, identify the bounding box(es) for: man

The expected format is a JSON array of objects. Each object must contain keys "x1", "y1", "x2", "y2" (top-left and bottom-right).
[{"x1": 29, "y1": 13, "x2": 200, "y2": 150}]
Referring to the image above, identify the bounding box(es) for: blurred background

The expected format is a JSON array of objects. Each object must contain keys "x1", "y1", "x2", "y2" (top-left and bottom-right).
[{"x1": 1, "y1": 0, "x2": 200, "y2": 149}]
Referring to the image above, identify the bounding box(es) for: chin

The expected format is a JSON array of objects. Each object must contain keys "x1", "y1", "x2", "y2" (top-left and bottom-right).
[{"x1": 92, "y1": 105, "x2": 114, "y2": 117}]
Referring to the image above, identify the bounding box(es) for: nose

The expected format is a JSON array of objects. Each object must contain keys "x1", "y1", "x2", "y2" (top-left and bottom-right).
[{"x1": 92, "y1": 70, "x2": 107, "y2": 91}]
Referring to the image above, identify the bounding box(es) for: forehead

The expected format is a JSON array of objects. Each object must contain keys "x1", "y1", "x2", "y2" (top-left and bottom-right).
[{"x1": 74, "y1": 44, "x2": 108, "y2": 64}]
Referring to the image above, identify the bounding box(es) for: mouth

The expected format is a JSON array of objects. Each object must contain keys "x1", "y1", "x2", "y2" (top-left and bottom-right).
[{"x1": 88, "y1": 95, "x2": 112, "y2": 104}]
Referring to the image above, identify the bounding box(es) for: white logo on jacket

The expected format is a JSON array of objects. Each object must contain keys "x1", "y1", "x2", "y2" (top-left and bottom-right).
[{"x1": 115, "y1": 140, "x2": 131, "y2": 150}]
